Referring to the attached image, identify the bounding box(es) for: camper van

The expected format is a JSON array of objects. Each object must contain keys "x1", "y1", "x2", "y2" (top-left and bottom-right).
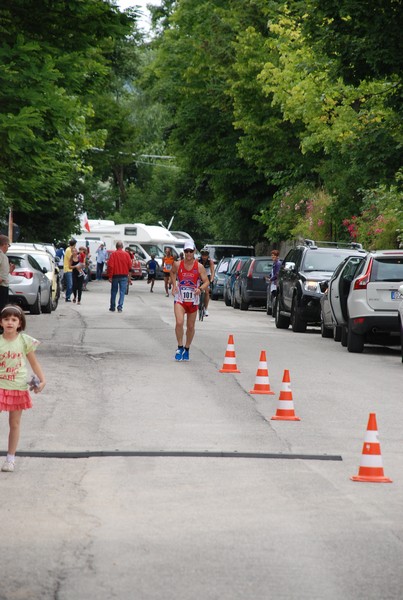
[{"x1": 79, "y1": 222, "x2": 193, "y2": 267}]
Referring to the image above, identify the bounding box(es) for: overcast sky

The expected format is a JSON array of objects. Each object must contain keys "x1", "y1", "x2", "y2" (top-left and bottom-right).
[{"x1": 116, "y1": 0, "x2": 162, "y2": 31}]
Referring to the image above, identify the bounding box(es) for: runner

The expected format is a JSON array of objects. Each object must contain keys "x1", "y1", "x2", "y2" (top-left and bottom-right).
[
  {"x1": 170, "y1": 240, "x2": 209, "y2": 361},
  {"x1": 199, "y1": 248, "x2": 215, "y2": 316},
  {"x1": 162, "y1": 247, "x2": 175, "y2": 297}
]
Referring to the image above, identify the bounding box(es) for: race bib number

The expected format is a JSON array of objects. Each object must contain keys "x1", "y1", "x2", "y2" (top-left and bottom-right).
[
  {"x1": 164, "y1": 263, "x2": 172, "y2": 271},
  {"x1": 180, "y1": 286, "x2": 199, "y2": 305}
]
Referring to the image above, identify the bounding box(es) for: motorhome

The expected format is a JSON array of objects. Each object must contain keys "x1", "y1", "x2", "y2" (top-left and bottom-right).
[{"x1": 79, "y1": 222, "x2": 193, "y2": 266}]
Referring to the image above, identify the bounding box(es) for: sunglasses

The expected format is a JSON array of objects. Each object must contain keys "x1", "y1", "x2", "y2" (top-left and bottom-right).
[{"x1": 184, "y1": 249, "x2": 194, "y2": 253}]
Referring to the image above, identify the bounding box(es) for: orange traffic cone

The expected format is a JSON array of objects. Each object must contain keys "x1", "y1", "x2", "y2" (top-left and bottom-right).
[
  {"x1": 271, "y1": 369, "x2": 300, "y2": 421},
  {"x1": 351, "y1": 413, "x2": 392, "y2": 483},
  {"x1": 219, "y1": 334, "x2": 240, "y2": 373},
  {"x1": 249, "y1": 350, "x2": 275, "y2": 395}
]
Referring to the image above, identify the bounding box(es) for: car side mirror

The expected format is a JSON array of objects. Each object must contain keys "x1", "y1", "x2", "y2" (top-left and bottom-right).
[
  {"x1": 319, "y1": 280, "x2": 328, "y2": 293},
  {"x1": 42, "y1": 267, "x2": 48, "y2": 274}
]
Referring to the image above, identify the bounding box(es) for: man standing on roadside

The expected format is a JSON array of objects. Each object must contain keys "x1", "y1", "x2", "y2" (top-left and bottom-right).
[
  {"x1": 63, "y1": 239, "x2": 76, "y2": 302},
  {"x1": 95, "y1": 243, "x2": 107, "y2": 281},
  {"x1": 170, "y1": 240, "x2": 209, "y2": 361},
  {"x1": 107, "y1": 241, "x2": 132, "y2": 313},
  {"x1": 0, "y1": 235, "x2": 10, "y2": 311}
]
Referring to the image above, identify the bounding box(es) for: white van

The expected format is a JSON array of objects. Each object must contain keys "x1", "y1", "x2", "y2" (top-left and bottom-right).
[{"x1": 80, "y1": 222, "x2": 193, "y2": 267}]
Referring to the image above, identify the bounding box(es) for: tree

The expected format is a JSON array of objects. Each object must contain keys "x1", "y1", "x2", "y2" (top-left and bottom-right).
[{"x1": 0, "y1": 0, "x2": 135, "y2": 240}]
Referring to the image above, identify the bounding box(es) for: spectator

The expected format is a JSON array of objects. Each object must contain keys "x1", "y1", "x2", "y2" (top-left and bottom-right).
[
  {"x1": 63, "y1": 239, "x2": 77, "y2": 302},
  {"x1": 0, "y1": 235, "x2": 10, "y2": 311},
  {"x1": 95, "y1": 243, "x2": 107, "y2": 281},
  {"x1": 107, "y1": 241, "x2": 133, "y2": 313}
]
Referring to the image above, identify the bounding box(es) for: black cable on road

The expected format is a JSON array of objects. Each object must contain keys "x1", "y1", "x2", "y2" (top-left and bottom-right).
[{"x1": 0, "y1": 450, "x2": 343, "y2": 461}]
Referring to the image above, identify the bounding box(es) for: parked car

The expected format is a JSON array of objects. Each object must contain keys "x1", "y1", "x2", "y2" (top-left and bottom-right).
[
  {"x1": 397, "y1": 284, "x2": 403, "y2": 362},
  {"x1": 344, "y1": 249, "x2": 403, "y2": 353},
  {"x1": 9, "y1": 244, "x2": 61, "y2": 310},
  {"x1": 8, "y1": 252, "x2": 53, "y2": 314},
  {"x1": 211, "y1": 256, "x2": 233, "y2": 300},
  {"x1": 275, "y1": 240, "x2": 366, "y2": 332},
  {"x1": 232, "y1": 256, "x2": 273, "y2": 311},
  {"x1": 223, "y1": 257, "x2": 251, "y2": 307},
  {"x1": 319, "y1": 253, "x2": 367, "y2": 340}
]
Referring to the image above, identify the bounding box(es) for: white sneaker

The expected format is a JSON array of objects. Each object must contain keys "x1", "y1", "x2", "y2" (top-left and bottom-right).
[
  {"x1": 1, "y1": 460, "x2": 15, "y2": 472},
  {"x1": 204, "y1": 309, "x2": 209, "y2": 316}
]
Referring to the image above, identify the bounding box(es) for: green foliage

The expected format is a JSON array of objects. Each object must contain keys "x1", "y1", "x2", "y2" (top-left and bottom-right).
[{"x1": 342, "y1": 175, "x2": 403, "y2": 250}]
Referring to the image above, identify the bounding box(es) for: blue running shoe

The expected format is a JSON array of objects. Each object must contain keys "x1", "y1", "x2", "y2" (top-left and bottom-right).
[
  {"x1": 175, "y1": 347, "x2": 184, "y2": 361},
  {"x1": 182, "y1": 349, "x2": 189, "y2": 361}
]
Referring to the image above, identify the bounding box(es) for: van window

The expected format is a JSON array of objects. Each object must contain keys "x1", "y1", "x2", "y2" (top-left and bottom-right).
[{"x1": 124, "y1": 227, "x2": 138, "y2": 236}]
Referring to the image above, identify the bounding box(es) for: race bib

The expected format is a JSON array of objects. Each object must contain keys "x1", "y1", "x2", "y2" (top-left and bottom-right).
[
  {"x1": 180, "y1": 286, "x2": 199, "y2": 305},
  {"x1": 164, "y1": 264, "x2": 172, "y2": 271}
]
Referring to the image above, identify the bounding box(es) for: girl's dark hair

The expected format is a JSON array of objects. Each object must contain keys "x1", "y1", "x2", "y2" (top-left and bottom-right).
[{"x1": 0, "y1": 304, "x2": 26, "y2": 331}]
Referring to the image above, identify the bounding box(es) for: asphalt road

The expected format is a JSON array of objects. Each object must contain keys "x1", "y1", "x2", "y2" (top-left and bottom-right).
[{"x1": 1, "y1": 279, "x2": 402, "y2": 600}]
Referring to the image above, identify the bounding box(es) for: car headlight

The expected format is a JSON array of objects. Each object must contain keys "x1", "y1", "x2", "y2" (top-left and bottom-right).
[{"x1": 304, "y1": 280, "x2": 319, "y2": 292}]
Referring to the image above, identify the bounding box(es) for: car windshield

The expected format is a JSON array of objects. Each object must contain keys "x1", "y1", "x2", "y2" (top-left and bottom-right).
[
  {"x1": 142, "y1": 244, "x2": 164, "y2": 258},
  {"x1": 370, "y1": 257, "x2": 403, "y2": 282},
  {"x1": 302, "y1": 252, "x2": 350, "y2": 272},
  {"x1": 254, "y1": 260, "x2": 273, "y2": 274},
  {"x1": 29, "y1": 253, "x2": 52, "y2": 271},
  {"x1": 217, "y1": 259, "x2": 231, "y2": 273}
]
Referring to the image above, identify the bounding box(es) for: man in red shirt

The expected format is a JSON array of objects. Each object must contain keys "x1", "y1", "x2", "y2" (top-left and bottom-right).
[{"x1": 107, "y1": 241, "x2": 133, "y2": 312}]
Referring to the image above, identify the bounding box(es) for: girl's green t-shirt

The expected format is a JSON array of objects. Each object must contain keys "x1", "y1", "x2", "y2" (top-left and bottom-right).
[{"x1": 0, "y1": 333, "x2": 39, "y2": 391}]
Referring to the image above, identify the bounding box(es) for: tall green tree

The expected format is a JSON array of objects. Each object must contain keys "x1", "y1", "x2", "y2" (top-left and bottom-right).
[{"x1": 0, "y1": 0, "x2": 134, "y2": 240}]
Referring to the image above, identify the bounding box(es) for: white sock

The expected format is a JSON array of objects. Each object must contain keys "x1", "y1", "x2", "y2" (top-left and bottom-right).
[{"x1": 6, "y1": 454, "x2": 15, "y2": 463}]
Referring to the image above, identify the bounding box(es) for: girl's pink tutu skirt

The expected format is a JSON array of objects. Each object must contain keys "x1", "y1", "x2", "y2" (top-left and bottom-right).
[{"x1": 0, "y1": 389, "x2": 32, "y2": 411}]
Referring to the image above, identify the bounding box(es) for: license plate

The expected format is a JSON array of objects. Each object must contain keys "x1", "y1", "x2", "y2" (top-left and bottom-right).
[{"x1": 391, "y1": 291, "x2": 403, "y2": 300}]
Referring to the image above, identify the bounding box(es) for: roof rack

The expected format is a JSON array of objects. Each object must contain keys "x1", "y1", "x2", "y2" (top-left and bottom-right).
[{"x1": 301, "y1": 239, "x2": 364, "y2": 251}]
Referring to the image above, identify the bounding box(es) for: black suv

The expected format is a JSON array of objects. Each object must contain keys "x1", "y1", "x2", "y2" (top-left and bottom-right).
[{"x1": 275, "y1": 240, "x2": 365, "y2": 332}]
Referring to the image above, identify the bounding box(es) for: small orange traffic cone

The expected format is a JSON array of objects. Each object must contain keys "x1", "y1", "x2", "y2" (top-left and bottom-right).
[
  {"x1": 351, "y1": 413, "x2": 392, "y2": 483},
  {"x1": 271, "y1": 369, "x2": 300, "y2": 421},
  {"x1": 249, "y1": 350, "x2": 275, "y2": 395},
  {"x1": 219, "y1": 334, "x2": 240, "y2": 373}
]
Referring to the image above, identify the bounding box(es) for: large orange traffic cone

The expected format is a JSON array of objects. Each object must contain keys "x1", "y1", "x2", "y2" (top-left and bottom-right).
[
  {"x1": 351, "y1": 413, "x2": 392, "y2": 483},
  {"x1": 249, "y1": 350, "x2": 275, "y2": 395},
  {"x1": 271, "y1": 369, "x2": 300, "y2": 421},
  {"x1": 219, "y1": 334, "x2": 240, "y2": 373}
]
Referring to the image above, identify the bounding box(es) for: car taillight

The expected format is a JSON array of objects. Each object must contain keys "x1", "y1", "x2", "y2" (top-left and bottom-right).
[
  {"x1": 247, "y1": 262, "x2": 254, "y2": 278},
  {"x1": 353, "y1": 258, "x2": 373, "y2": 290},
  {"x1": 11, "y1": 270, "x2": 33, "y2": 279}
]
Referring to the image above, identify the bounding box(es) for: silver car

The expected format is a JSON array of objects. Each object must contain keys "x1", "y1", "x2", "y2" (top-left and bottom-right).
[
  {"x1": 8, "y1": 252, "x2": 53, "y2": 314},
  {"x1": 319, "y1": 253, "x2": 367, "y2": 341}
]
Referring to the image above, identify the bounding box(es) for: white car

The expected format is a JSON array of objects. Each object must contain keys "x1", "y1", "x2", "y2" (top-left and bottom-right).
[
  {"x1": 9, "y1": 244, "x2": 61, "y2": 310},
  {"x1": 398, "y1": 283, "x2": 403, "y2": 362},
  {"x1": 319, "y1": 253, "x2": 367, "y2": 340},
  {"x1": 345, "y1": 250, "x2": 403, "y2": 353}
]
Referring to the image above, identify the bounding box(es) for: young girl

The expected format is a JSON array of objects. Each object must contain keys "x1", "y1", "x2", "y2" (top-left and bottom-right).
[{"x1": 0, "y1": 304, "x2": 46, "y2": 472}]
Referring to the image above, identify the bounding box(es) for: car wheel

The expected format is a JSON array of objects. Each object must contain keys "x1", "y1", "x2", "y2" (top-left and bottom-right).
[
  {"x1": 224, "y1": 289, "x2": 231, "y2": 307},
  {"x1": 232, "y1": 290, "x2": 240, "y2": 309},
  {"x1": 341, "y1": 326, "x2": 348, "y2": 347},
  {"x1": 333, "y1": 326, "x2": 342, "y2": 342},
  {"x1": 240, "y1": 294, "x2": 249, "y2": 311},
  {"x1": 42, "y1": 292, "x2": 52, "y2": 314},
  {"x1": 266, "y1": 295, "x2": 272, "y2": 315},
  {"x1": 275, "y1": 295, "x2": 290, "y2": 329},
  {"x1": 347, "y1": 320, "x2": 364, "y2": 353},
  {"x1": 320, "y1": 311, "x2": 333, "y2": 338},
  {"x1": 291, "y1": 297, "x2": 306, "y2": 333},
  {"x1": 30, "y1": 291, "x2": 42, "y2": 315}
]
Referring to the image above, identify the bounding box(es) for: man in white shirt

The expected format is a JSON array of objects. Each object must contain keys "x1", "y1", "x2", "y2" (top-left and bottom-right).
[{"x1": 0, "y1": 235, "x2": 10, "y2": 311}]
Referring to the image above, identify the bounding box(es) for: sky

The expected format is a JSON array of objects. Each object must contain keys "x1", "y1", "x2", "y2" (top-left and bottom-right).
[{"x1": 116, "y1": 0, "x2": 162, "y2": 32}]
